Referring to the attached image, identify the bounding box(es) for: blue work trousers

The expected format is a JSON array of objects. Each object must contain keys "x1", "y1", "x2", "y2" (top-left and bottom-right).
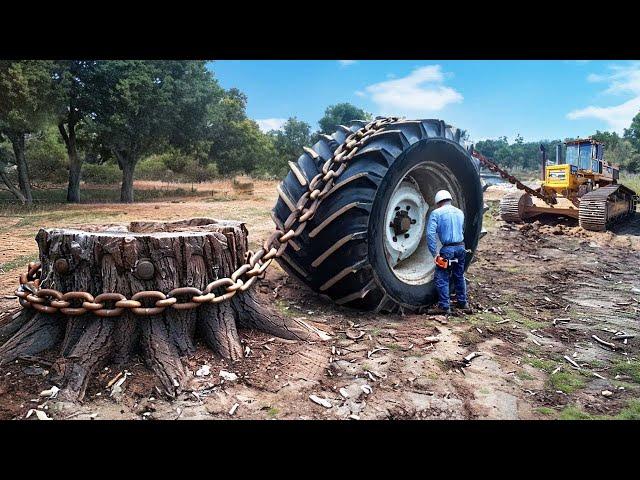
[{"x1": 434, "y1": 245, "x2": 467, "y2": 309}]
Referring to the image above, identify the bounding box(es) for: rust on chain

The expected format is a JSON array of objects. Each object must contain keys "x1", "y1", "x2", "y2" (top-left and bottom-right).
[
  {"x1": 15, "y1": 117, "x2": 400, "y2": 317},
  {"x1": 471, "y1": 149, "x2": 557, "y2": 205}
]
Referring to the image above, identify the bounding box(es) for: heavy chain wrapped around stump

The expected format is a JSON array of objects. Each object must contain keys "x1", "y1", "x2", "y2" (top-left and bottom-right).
[{"x1": 14, "y1": 117, "x2": 399, "y2": 316}]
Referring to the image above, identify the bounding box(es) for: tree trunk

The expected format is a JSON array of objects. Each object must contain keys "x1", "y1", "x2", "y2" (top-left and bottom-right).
[
  {"x1": 8, "y1": 132, "x2": 32, "y2": 204},
  {"x1": 0, "y1": 218, "x2": 318, "y2": 401},
  {"x1": 120, "y1": 158, "x2": 136, "y2": 203},
  {"x1": 59, "y1": 122, "x2": 81, "y2": 203},
  {"x1": 0, "y1": 168, "x2": 27, "y2": 204}
]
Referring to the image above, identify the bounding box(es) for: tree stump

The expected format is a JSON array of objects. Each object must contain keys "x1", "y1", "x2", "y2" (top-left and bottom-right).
[{"x1": 0, "y1": 218, "x2": 318, "y2": 401}]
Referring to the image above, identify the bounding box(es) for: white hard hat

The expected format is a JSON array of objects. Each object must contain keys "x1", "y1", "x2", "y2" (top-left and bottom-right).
[{"x1": 434, "y1": 190, "x2": 453, "y2": 204}]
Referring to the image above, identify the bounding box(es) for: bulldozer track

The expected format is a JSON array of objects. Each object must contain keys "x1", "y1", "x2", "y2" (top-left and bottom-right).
[
  {"x1": 579, "y1": 184, "x2": 636, "y2": 232},
  {"x1": 499, "y1": 190, "x2": 529, "y2": 223}
]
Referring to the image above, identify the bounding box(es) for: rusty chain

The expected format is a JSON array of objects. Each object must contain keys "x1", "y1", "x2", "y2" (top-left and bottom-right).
[
  {"x1": 15, "y1": 117, "x2": 400, "y2": 317},
  {"x1": 471, "y1": 149, "x2": 557, "y2": 205}
]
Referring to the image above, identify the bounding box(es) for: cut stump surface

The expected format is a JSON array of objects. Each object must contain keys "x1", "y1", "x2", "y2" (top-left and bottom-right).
[{"x1": 0, "y1": 218, "x2": 317, "y2": 401}]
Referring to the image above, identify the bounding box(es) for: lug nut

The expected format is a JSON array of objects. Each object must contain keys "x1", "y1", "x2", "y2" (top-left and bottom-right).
[
  {"x1": 392, "y1": 236, "x2": 397, "y2": 242},
  {"x1": 404, "y1": 233, "x2": 410, "y2": 238}
]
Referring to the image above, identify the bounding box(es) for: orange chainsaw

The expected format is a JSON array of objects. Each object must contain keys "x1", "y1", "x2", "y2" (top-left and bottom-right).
[{"x1": 435, "y1": 256, "x2": 458, "y2": 269}]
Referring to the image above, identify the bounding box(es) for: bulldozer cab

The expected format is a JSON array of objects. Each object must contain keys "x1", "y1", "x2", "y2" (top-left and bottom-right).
[{"x1": 564, "y1": 139, "x2": 604, "y2": 174}]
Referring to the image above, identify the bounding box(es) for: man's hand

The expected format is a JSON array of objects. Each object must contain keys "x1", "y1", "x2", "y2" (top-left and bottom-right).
[{"x1": 434, "y1": 255, "x2": 448, "y2": 269}]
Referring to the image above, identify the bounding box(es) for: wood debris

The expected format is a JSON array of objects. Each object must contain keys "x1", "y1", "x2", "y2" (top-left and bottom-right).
[
  {"x1": 563, "y1": 355, "x2": 581, "y2": 369},
  {"x1": 591, "y1": 335, "x2": 617, "y2": 350},
  {"x1": 367, "y1": 347, "x2": 389, "y2": 358},
  {"x1": 309, "y1": 394, "x2": 332, "y2": 408}
]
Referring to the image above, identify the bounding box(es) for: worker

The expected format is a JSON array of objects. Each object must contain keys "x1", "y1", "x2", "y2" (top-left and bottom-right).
[{"x1": 426, "y1": 190, "x2": 471, "y2": 315}]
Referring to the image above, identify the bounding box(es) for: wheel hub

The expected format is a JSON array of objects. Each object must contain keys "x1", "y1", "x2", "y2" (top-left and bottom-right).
[
  {"x1": 384, "y1": 179, "x2": 428, "y2": 266},
  {"x1": 390, "y1": 209, "x2": 415, "y2": 236}
]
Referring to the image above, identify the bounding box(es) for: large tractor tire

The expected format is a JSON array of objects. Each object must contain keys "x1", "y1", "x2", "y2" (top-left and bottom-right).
[{"x1": 272, "y1": 119, "x2": 484, "y2": 313}]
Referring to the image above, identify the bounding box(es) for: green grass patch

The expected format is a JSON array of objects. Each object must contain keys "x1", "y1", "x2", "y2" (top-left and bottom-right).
[
  {"x1": 0, "y1": 254, "x2": 39, "y2": 274},
  {"x1": 559, "y1": 405, "x2": 594, "y2": 420},
  {"x1": 535, "y1": 407, "x2": 556, "y2": 417},
  {"x1": 0, "y1": 186, "x2": 201, "y2": 206},
  {"x1": 266, "y1": 407, "x2": 279, "y2": 418},
  {"x1": 520, "y1": 317, "x2": 547, "y2": 329},
  {"x1": 614, "y1": 400, "x2": 640, "y2": 420},
  {"x1": 516, "y1": 370, "x2": 535, "y2": 381},
  {"x1": 620, "y1": 173, "x2": 640, "y2": 197},
  {"x1": 558, "y1": 400, "x2": 640, "y2": 420},
  {"x1": 613, "y1": 360, "x2": 640, "y2": 383},
  {"x1": 523, "y1": 357, "x2": 557, "y2": 374},
  {"x1": 549, "y1": 371, "x2": 586, "y2": 394}
]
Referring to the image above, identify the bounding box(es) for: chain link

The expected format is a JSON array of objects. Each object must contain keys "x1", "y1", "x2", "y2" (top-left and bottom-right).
[
  {"x1": 15, "y1": 117, "x2": 399, "y2": 317},
  {"x1": 471, "y1": 149, "x2": 557, "y2": 205}
]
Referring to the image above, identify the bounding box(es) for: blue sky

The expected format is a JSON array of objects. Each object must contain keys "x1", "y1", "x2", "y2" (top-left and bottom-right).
[{"x1": 209, "y1": 60, "x2": 640, "y2": 143}]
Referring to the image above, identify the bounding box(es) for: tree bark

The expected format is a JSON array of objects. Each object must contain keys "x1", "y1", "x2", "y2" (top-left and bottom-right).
[
  {"x1": 59, "y1": 122, "x2": 81, "y2": 203},
  {"x1": 7, "y1": 132, "x2": 32, "y2": 204},
  {"x1": 0, "y1": 168, "x2": 27, "y2": 204},
  {"x1": 0, "y1": 218, "x2": 318, "y2": 401},
  {"x1": 119, "y1": 157, "x2": 137, "y2": 203}
]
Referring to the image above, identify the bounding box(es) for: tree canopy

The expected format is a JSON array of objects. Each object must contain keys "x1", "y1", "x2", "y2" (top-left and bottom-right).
[
  {"x1": 318, "y1": 103, "x2": 371, "y2": 134},
  {"x1": 1, "y1": 59, "x2": 639, "y2": 206}
]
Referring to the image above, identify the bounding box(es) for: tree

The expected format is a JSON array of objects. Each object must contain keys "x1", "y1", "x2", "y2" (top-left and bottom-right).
[
  {"x1": 214, "y1": 119, "x2": 276, "y2": 175},
  {"x1": 89, "y1": 61, "x2": 218, "y2": 202},
  {"x1": 591, "y1": 130, "x2": 621, "y2": 151},
  {"x1": 623, "y1": 111, "x2": 640, "y2": 152},
  {"x1": 206, "y1": 88, "x2": 277, "y2": 175},
  {"x1": 626, "y1": 153, "x2": 640, "y2": 173},
  {"x1": 269, "y1": 117, "x2": 311, "y2": 177},
  {"x1": 317, "y1": 103, "x2": 371, "y2": 135},
  {"x1": 606, "y1": 139, "x2": 635, "y2": 170},
  {"x1": 52, "y1": 61, "x2": 98, "y2": 203},
  {"x1": 0, "y1": 60, "x2": 56, "y2": 203}
]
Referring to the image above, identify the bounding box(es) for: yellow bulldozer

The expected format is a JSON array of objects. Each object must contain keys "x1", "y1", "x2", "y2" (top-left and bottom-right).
[{"x1": 478, "y1": 138, "x2": 637, "y2": 231}]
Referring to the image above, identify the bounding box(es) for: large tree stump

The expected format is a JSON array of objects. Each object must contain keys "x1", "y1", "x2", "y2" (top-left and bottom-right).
[{"x1": 0, "y1": 218, "x2": 317, "y2": 401}]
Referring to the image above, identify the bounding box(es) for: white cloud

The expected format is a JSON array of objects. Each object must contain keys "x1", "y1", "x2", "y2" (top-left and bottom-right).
[
  {"x1": 567, "y1": 97, "x2": 640, "y2": 132},
  {"x1": 568, "y1": 62, "x2": 640, "y2": 132},
  {"x1": 256, "y1": 118, "x2": 287, "y2": 132},
  {"x1": 338, "y1": 60, "x2": 357, "y2": 67},
  {"x1": 361, "y1": 65, "x2": 463, "y2": 115}
]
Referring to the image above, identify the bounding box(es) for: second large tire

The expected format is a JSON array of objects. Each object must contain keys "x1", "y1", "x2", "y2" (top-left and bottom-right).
[{"x1": 272, "y1": 118, "x2": 484, "y2": 313}]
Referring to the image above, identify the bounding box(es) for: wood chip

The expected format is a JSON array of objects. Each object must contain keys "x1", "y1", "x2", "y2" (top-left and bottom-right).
[
  {"x1": 106, "y1": 371, "x2": 123, "y2": 388},
  {"x1": 367, "y1": 347, "x2": 389, "y2": 359},
  {"x1": 563, "y1": 355, "x2": 581, "y2": 369},
  {"x1": 591, "y1": 335, "x2": 617, "y2": 350},
  {"x1": 463, "y1": 352, "x2": 481, "y2": 363},
  {"x1": 345, "y1": 329, "x2": 365, "y2": 340},
  {"x1": 229, "y1": 403, "x2": 239, "y2": 415},
  {"x1": 309, "y1": 394, "x2": 332, "y2": 408},
  {"x1": 612, "y1": 334, "x2": 634, "y2": 341}
]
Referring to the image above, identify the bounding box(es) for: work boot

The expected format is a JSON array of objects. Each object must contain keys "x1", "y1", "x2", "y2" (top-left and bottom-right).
[
  {"x1": 454, "y1": 302, "x2": 473, "y2": 314},
  {"x1": 426, "y1": 305, "x2": 452, "y2": 316}
]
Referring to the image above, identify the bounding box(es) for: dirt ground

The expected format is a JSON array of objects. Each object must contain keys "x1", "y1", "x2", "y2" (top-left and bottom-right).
[{"x1": 1, "y1": 180, "x2": 639, "y2": 420}]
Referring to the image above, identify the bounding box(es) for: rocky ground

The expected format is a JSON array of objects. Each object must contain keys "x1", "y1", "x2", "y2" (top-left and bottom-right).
[{"x1": 1, "y1": 182, "x2": 638, "y2": 420}]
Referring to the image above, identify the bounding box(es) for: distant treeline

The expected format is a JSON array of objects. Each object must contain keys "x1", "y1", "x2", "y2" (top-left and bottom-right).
[
  {"x1": 474, "y1": 117, "x2": 640, "y2": 174},
  {"x1": 1, "y1": 60, "x2": 639, "y2": 205},
  {"x1": 0, "y1": 60, "x2": 370, "y2": 204}
]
